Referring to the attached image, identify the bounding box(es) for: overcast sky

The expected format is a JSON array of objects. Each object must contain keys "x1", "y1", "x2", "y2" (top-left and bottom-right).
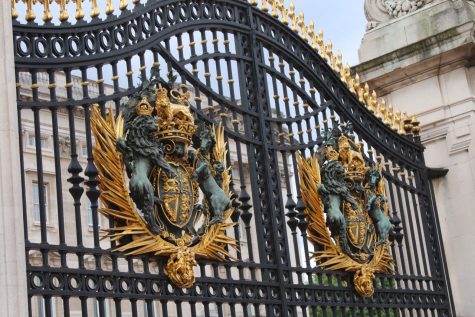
[{"x1": 294, "y1": 0, "x2": 366, "y2": 65}]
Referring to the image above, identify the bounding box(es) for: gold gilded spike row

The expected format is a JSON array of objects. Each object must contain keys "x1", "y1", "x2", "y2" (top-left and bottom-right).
[
  {"x1": 12, "y1": 0, "x2": 142, "y2": 22},
  {"x1": 252, "y1": 0, "x2": 419, "y2": 136}
]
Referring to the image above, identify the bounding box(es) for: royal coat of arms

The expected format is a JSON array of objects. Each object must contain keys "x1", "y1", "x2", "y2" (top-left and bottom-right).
[
  {"x1": 297, "y1": 123, "x2": 394, "y2": 298},
  {"x1": 90, "y1": 69, "x2": 236, "y2": 289}
]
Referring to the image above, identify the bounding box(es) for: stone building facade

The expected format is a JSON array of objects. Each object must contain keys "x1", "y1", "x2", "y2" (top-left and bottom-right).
[{"x1": 357, "y1": 1, "x2": 475, "y2": 315}]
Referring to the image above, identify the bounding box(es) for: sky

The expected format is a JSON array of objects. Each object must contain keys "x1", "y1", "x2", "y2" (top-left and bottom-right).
[{"x1": 294, "y1": 0, "x2": 367, "y2": 66}]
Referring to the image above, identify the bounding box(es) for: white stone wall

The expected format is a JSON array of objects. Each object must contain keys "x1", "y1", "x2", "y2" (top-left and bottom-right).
[
  {"x1": 0, "y1": 1, "x2": 29, "y2": 316},
  {"x1": 357, "y1": 1, "x2": 475, "y2": 315}
]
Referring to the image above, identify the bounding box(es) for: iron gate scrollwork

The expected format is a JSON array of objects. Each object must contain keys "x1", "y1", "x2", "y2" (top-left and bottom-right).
[{"x1": 12, "y1": 0, "x2": 454, "y2": 316}]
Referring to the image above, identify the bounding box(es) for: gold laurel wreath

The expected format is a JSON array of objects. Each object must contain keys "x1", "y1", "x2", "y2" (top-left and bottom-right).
[
  {"x1": 297, "y1": 154, "x2": 393, "y2": 297},
  {"x1": 90, "y1": 105, "x2": 237, "y2": 260}
]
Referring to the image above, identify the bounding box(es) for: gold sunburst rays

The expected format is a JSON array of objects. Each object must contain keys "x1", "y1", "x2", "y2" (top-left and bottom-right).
[{"x1": 90, "y1": 104, "x2": 237, "y2": 285}]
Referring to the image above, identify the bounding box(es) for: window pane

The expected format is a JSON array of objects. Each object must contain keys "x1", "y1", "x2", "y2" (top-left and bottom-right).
[
  {"x1": 87, "y1": 201, "x2": 93, "y2": 226},
  {"x1": 32, "y1": 182, "x2": 48, "y2": 224},
  {"x1": 28, "y1": 135, "x2": 35, "y2": 147},
  {"x1": 33, "y1": 183, "x2": 40, "y2": 223}
]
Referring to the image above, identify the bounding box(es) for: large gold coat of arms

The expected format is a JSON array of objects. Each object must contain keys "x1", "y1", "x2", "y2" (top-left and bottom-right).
[
  {"x1": 90, "y1": 69, "x2": 236, "y2": 289},
  {"x1": 297, "y1": 123, "x2": 394, "y2": 298}
]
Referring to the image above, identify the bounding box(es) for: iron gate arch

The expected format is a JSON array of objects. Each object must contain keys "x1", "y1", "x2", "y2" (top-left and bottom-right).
[{"x1": 12, "y1": 0, "x2": 454, "y2": 316}]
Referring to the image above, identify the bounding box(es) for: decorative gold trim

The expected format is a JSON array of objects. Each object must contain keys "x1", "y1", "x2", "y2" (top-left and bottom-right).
[
  {"x1": 91, "y1": 0, "x2": 100, "y2": 18},
  {"x1": 252, "y1": 0, "x2": 418, "y2": 134},
  {"x1": 74, "y1": 0, "x2": 85, "y2": 20},
  {"x1": 106, "y1": 0, "x2": 115, "y2": 15},
  {"x1": 119, "y1": 0, "x2": 128, "y2": 11}
]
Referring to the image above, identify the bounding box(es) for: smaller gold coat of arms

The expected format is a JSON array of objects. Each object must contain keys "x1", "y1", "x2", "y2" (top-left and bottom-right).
[
  {"x1": 91, "y1": 69, "x2": 236, "y2": 289},
  {"x1": 297, "y1": 122, "x2": 394, "y2": 298}
]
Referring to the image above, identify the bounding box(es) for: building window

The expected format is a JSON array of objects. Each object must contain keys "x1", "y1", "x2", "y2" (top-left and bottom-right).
[
  {"x1": 33, "y1": 182, "x2": 49, "y2": 224},
  {"x1": 27, "y1": 135, "x2": 48, "y2": 149},
  {"x1": 81, "y1": 144, "x2": 88, "y2": 157},
  {"x1": 27, "y1": 135, "x2": 35, "y2": 147}
]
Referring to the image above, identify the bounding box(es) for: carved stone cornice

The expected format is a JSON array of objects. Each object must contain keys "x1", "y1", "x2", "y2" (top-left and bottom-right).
[{"x1": 365, "y1": 0, "x2": 439, "y2": 30}]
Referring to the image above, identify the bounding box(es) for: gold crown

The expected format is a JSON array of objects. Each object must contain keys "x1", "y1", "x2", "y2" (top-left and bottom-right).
[
  {"x1": 155, "y1": 85, "x2": 196, "y2": 144},
  {"x1": 136, "y1": 96, "x2": 154, "y2": 116},
  {"x1": 337, "y1": 135, "x2": 367, "y2": 181}
]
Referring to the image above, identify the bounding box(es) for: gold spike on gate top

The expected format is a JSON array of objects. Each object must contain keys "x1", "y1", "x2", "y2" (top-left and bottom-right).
[
  {"x1": 357, "y1": 87, "x2": 365, "y2": 103},
  {"x1": 269, "y1": 0, "x2": 279, "y2": 18},
  {"x1": 288, "y1": 2, "x2": 298, "y2": 32},
  {"x1": 387, "y1": 103, "x2": 394, "y2": 127},
  {"x1": 277, "y1": 0, "x2": 288, "y2": 25},
  {"x1": 133, "y1": 0, "x2": 140, "y2": 3},
  {"x1": 353, "y1": 73, "x2": 361, "y2": 92},
  {"x1": 336, "y1": 50, "x2": 343, "y2": 72},
  {"x1": 398, "y1": 112, "x2": 406, "y2": 135},
  {"x1": 11, "y1": 0, "x2": 19, "y2": 19},
  {"x1": 325, "y1": 41, "x2": 333, "y2": 62},
  {"x1": 379, "y1": 99, "x2": 386, "y2": 120},
  {"x1": 298, "y1": 12, "x2": 308, "y2": 41},
  {"x1": 55, "y1": 0, "x2": 69, "y2": 22},
  {"x1": 348, "y1": 79, "x2": 356, "y2": 94},
  {"x1": 39, "y1": 0, "x2": 53, "y2": 22},
  {"x1": 261, "y1": 0, "x2": 269, "y2": 12},
  {"x1": 379, "y1": 99, "x2": 386, "y2": 122},
  {"x1": 308, "y1": 21, "x2": 318, "y2": 49},
  {"x1": 382, "y1": 100, "x2": 390, "y2": 125},
  {"x1": 120, "y1": 0, "x2": 128, "y2": 10},
  {"x1": 368, "y1": 91, "x2": 377, "y2": 113},
  {"x1": 393, "y1": 109, "x2": 401, "y2": 132},
  {"x1": 403, "y1": 113, "x2": 413, "y2": 135},
  {"x1": 343, "y1": 64, "x2": 351, "y2": 84},
  {"x1": 317, "y1": 30, "x2": 324, "y2": 56},
  {"x1": 363, "y1": 83, "x2": 371, "y2": 106},
  {"x1": 91, "y1": 0, "x2": 99, "y2": 17},
  {"x1": 106, "y1": 0, "x2": 115, "y2": 15},
  {"x1": 411, "y1": 116, "x2": 421, "y2": 136},
  {"x1": 74, "y1": 0, "x2": 85, "y2": 20},
  {"x1": 250, "y1": 0, "x2": 258, "y2": 6},
  {"x1": 23, "y1": 0, "x2": 36, "y2": 22}
]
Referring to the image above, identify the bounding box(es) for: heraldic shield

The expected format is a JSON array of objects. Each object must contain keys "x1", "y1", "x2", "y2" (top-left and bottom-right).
[
  {"x1": 297, "y1": 122, "x2": 395, "y2": 299},
  {"x1": 90, "y1": 68, "x2": 236, "y2": 289}
]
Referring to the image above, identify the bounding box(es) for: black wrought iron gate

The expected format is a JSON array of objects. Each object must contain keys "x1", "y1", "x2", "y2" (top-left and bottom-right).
[{"x1": 12, "y1": 1, "x2": 454, "y2": 316}]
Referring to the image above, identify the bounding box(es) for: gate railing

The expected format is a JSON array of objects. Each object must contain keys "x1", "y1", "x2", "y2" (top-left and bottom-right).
[{"x1": 12, "y1": 1, "x2": 454, "y2": 316}]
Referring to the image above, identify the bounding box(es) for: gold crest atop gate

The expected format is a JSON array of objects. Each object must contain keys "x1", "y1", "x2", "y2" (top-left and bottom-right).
[
  {"x1": 297, "y1": 123, "x2": 394, "y2": 298},
  {"x1": 90, "y1": 74, "x2": 236, "y2": 289}
]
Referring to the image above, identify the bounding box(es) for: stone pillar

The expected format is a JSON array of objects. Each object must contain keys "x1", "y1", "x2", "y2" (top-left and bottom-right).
[
  {"x1": 0, "y1": 1, "x2": 28, "y2": 316},
  {"x1": 355, "y1": 1, "x2": 475, "y2": 315}
]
